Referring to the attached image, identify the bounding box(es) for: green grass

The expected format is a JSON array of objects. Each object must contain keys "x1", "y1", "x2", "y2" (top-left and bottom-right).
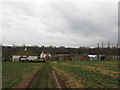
[
  {"x1": 52, "y1": 60, "x2": 119, "y2": 88},
  {"x1": 2, "y1": 62, "x2": 44, "y2": 88},
  {"x1": 2, "y1": 61, "x2": 119, "y2": 88},
  {"x1": 34, "y1": 62, "x2": 57, "y2": 88}
]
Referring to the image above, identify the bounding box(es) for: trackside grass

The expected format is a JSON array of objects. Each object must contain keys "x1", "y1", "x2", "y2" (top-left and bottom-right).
[
  {"x1": 34, "y1": 62, "x2": 58, "y2": 88},
  {"x1": 52, "y1": 60, "x2": 119, "y2": 88},
  {"x1": 2, "y1": 62, "x2": 44, "y2": 88},
  {"x1": 2, "y1": 61, "x2": 119, "y2": 88}
]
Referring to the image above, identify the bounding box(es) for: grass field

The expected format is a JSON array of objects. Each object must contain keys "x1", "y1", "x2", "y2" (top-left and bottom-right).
[
  {"x1": 2, "y1": 60, "x2": 119, "y2": 88},
  {"x1": 2, "y1": 62, "x2": 44, "y2": 88},
  {"x1": 52, "y1": 60, "x2": 119, "y2": 88}
]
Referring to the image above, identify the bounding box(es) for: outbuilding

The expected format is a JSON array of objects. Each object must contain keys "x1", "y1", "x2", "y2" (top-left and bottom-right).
[
  {"x1": 88, "y1": 55, "x2": 98, "y2": 60},
  {"x1": 12, "y1": 55, "x2": 21, "y2": 61},
  {"x1": 12, "y1": 49, "x2": 38, "y2": 62}
]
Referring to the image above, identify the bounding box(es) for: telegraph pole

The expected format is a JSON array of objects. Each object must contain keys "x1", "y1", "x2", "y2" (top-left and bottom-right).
[
  {"x1": 102, "y1": 42, "x2": 103, "y2": 48},
  {"x1": 101, "y1": 42, "x2": 104, "y2": 59},
  {"x1": 108, "y1": 41, "x2": 110, "y2": 48},
  {"x1": 97, "y1": 43, "x2": 99, "y2": 48}
]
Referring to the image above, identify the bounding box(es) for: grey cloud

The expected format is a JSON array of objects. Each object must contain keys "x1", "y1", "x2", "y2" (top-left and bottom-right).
[
  {"x1": 51, "y1": 2, "x2": 118, "y2": 43},
  {"x1": 1, "y1": 1, "x2": 118, "y2": 47}
]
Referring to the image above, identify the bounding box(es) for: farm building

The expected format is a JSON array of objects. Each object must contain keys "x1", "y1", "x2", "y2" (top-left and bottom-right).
[
  {"x1": 79, "y1": 54, "x2": 89, "y2": 60},
  {"x1": 105, "y1": 55, "x2": 120, "y2": 60},
  {"x1": 12, "y1": 55, "x2": 21, "y2": 61},
  {"x1": 69, "y1": 53, "x2": 79, "y2": 61},
  {"x1": 68, "y1": 53, "x2": 89, "y2": 61},
  {"x1": 88, "y1": 55, "x2": 106, "y2": 61},
  {"x1": 12, "y1": 49, "x2": 38, "y2": 62},
  {"x1": 28, "y1": 56, "x2": 38, "y2": 61},
  {"x1": 88, "y1": 55, "x2": 120, "y2": 61},
  {"x1": 12, "y1": 55, "x2": 38, "y2": 62},
  {"x1": 59, "y1": 56, "x2": 72, "y2": 61},
  {"x1": 40, "y1": 51, "x2": 45, "y2": 59},
  {"x1": 88, "y1": 55, "x2": 98, "y2": 60},
  {"x1": 40, "y1": 51, "x2": 51, "y2": 61}
]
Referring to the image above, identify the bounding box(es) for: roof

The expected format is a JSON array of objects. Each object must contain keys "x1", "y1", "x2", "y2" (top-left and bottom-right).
[
  {"x1": 69, "y1": 53, "x2": 78, "y2": 57},
  {"x1": 13, "y1": 49, "x2": 38, "y2": 56}
]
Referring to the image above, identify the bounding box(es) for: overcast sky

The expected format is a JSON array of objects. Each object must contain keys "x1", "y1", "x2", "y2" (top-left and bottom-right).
[{"x1": 0, "y1": 0, "x2": 118, "y2": 47}]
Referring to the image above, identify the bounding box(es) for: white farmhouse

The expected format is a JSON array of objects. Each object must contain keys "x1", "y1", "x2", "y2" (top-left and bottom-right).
[
  {"x1": 40, "y1": 51, "x2": 51, "y2": 61},
  {"x1": 28, "y1": 56, "x2": 37, "y2": 61},
  {"x1": 12, "y1": 49, "x2": 38, "y2": 61},
  {"x1": 12, "y1": 55, "x2": 21, "y2": 61},
  {"x1": 40, "y1": 51, "x2": 45, "y2": 59}
]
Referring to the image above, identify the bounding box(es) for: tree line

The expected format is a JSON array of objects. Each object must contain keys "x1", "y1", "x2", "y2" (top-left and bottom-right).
[{"x1": 1, "y1": 45, "x2": 119, "y2": 61}]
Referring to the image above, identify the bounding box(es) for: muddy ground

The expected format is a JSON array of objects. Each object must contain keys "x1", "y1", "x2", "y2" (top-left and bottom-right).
[{"x1": 15, "y1": 62, "x2": 67, "y2": 88}]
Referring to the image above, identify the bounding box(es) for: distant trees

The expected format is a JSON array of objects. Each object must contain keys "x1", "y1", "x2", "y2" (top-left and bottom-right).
[{"x1": 2, "y1": 44, "x2": 119, "y2": 61}]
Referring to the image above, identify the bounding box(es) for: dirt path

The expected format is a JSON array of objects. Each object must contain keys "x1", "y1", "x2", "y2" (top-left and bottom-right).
[
  {"x1": 53, "y1": 66, "x2": 83, "y2": 88},
  {"x1": 52, "y1": 70, "x2": 61, "y2": 88},
  {"x1": 15, "y1": 62, "x2": 66, "y2": 88},
  {"x1": 29, "y1": 63, "x2": 66, "y2": 88},
  {"x1": 52, "y1": 68, "x2": 66, "y2": 88}
]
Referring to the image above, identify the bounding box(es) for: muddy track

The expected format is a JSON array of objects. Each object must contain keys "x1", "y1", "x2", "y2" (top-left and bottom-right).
[
  {"x1": 27, "y1": 66, "x2": 45, "y2": 88},
  {"x1": 26, "y1": 63, "x2": 66, "y2": 88},
  {"x1": 52, "y1": 68, "x2": 66, "y2": 88}
]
